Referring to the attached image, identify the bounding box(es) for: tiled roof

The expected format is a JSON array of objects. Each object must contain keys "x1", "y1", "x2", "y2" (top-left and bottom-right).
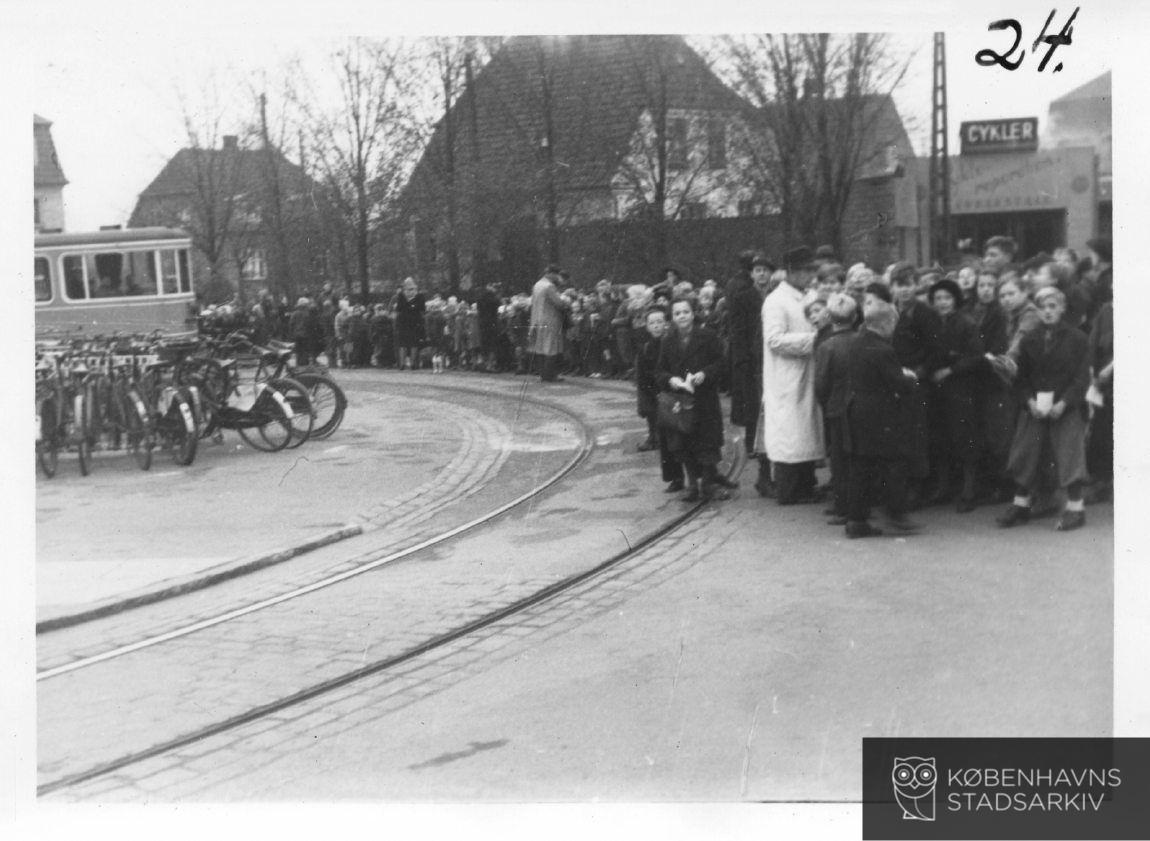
[
  {"x1": 407, "y1": 35, "x2": 756, "y2": 202},
  {"x1": 134, "y1": 143, "x2": 309, "y2": 201},
  {"x1": 33, "y1": 115, "x2": 67, "y2": 187},
  {"x1": 1051, "y1": 70, "x2": 1110, "y2": 104}
]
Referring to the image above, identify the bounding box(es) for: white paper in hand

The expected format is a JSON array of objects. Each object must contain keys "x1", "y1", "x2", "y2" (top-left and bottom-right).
[{"x1": 1035, "y1": 391, "x2": 1055, "y2": 414}]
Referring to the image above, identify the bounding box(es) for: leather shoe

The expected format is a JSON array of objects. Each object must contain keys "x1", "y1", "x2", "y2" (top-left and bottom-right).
[
  {"x1": 996, "y1": 504, "x2": 1031, "y2": 528},
  {"x1": 1055, "y1": 510, "x2": 1086, "y2": 531},
  {"x1": 714, "y1": 475, "x2": 739, "y2": 489},
  {"x1": 755, "y1": 480, "x2": 777, "y2": 499},
  {"x1": 955, "y1": 497, "x2": 977, "y2": 514},
  {"x1": 826, "y1": 515, "x2": 849, "y2": 526},
  {"x1": 845, "y1": 521, "x2": 884, "y2": 539},
  {"x1": 665, "y1": 479, "x2": 685, "y2": 493},
  {"x1": 681, "y1": 485, "x2": 701, "y2": 502}
]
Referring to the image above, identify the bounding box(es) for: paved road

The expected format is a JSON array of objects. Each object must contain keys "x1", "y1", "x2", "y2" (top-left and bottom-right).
[{"x1": 39, "y1": 371, "x2": 1114, "y2": 804}]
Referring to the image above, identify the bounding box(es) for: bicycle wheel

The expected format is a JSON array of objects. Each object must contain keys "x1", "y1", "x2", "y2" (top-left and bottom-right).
[
  {"x1": 73, "y1": 392, "x2": 92, "y2": 476},
  {"x1": 267, "y1": 377, "x2": 314, "y2": 449},
  {"x1": 119, "y1": 386, "x2": 154, "y2": 471},
  {"x1": 36, "y1": 396, "x2": 60, "y2": 478},
  {"x1": 294, "y1": 372, "x2": 347, "y2": 439},
  {"x1": 167, "y1": 388, "x2": 199, "y2": 466},
  {"x1": 237, "y1": 384, "x2": 292, "y2": 452}
]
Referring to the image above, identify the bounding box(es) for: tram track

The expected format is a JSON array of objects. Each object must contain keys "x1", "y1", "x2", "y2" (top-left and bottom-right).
[
  {"x1": 36, "y1": 379, "x2": 590, "y2": 671},
  {"x1": 37, "y1": 375, "x2": 744, "y2": 798}
]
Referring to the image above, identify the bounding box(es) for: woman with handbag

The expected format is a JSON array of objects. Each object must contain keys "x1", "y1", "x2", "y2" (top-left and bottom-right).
[{"x1": 655, "y1": 299, "x2": 734, "y2": 502}]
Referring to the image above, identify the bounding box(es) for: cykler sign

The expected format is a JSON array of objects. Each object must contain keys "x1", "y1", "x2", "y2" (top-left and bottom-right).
[{"x1": 960, "y1": 118, "x2": 1039, "y2": 155}]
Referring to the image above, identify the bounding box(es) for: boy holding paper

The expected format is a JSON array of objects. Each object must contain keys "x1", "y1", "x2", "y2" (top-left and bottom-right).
[{"x1": 997, "y1": 287, "x2": 1092, "y2": 532}]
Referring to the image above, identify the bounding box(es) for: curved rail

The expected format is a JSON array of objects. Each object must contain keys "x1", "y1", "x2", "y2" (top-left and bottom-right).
[{"x1": 37, "y1": 377, "x2": 745, "y2": 797}]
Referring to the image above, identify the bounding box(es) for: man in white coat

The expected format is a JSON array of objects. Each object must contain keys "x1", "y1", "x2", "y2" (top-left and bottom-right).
[{"x1": 760, "y1": 246, "x2": 825, "y2": 504}]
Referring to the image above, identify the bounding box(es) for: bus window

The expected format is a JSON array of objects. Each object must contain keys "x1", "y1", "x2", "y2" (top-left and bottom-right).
[
  {"x1": 34, "y1": 257, "x2": 52, "y2": 302},
  {"x1": 159, "y1": 250, "x2": 180, "y2": 294},
  {"x1": 128, "y1": 250, "x2": 159, "y2": 296},
  {"x1": 63, "y1": 255, "x2": 87, "y2": 299},
  {"x1": 90, "y1": 253, "x2": 126, "y2": 298},
  {"x1": 178, "y1": 249, "x2": 191, "y2": 293}
]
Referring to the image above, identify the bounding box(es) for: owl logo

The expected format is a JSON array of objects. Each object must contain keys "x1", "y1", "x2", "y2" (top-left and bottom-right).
[{"x1": 891, "y1": 756, "x2": 937, "y2": 821}]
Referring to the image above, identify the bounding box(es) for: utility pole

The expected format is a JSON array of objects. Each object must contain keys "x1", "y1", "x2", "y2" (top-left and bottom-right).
[{"x1": 928, "y1": 33, "x2": 951, "y2": 266}]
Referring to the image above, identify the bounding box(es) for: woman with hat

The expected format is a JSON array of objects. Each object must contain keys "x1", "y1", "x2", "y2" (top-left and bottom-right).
[{"x1": 926, "y1": 277, "x2": 985, "y2": 511}]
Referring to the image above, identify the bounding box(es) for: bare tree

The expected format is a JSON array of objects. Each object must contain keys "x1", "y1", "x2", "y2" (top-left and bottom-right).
[
  {"x1": 709, "y1": 33, "x2": 912, "y2": 253},
  {"x1": 290, "y1": 39, "x2": 422, "y2": 300},
  {"x1": 610, "y1": 36, "x2": 753, "y2": 270}
]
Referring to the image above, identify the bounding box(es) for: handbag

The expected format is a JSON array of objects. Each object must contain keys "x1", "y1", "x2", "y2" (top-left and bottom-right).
[{"x1": 656, "y1": 391, "x2": 696, "y2": 435}]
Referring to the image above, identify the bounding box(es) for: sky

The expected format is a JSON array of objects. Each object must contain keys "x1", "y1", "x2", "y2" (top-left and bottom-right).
[{"x1": 26, "y1": 0, "x2": 1123, "y2": 232}]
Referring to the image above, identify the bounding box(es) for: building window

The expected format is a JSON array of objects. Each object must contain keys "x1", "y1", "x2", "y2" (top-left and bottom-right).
[
  {"x1": 707, "y1": 120, "x2": 727, "y2": 170},
  {"x1": 241, "y1": 249, "x2": 267, "y2": 282},
  {"x1": 34, "y1": 197, "x2": 41, "y2": 228},
  {"x1": 679, "y1": 202, "x2": 706, "y2": 220},
  {"x1": 667, "y1": 118, "x2": 689, "y2": 171}
]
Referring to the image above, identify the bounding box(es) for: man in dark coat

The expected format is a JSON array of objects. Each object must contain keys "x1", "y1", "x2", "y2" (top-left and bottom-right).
[
  {"x1": 843, "y1": 301, "x2": 921, "y2": 538},
  {"x1": 476, "y1": 281, "x2": 501, "y2": 371},
  {"x1": 726, "y1": 250, "x2": 773, "y2": 496},
  {"x1": 890, "y1": 262, "x2": 945, "y2": 501}
]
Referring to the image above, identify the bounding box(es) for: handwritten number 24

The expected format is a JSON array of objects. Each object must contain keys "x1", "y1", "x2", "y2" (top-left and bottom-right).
[{"x1": 976, "y1": 8, "x2": 1079, "y2": 72}]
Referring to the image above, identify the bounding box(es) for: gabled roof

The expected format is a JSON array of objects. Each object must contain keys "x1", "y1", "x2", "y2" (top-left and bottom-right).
[
  {"x1": 33, "y1": 114, "x2": 67, "y2": 187},
  {"x1": 134, "y1": 143, "x2": 309, "y2": 201},
  {"x1": 1051, "y1": 70, "x2": 1110, "y2": 104},
  {"x1": 407, "y1": 35, "x2": 756, "y2": 203}
]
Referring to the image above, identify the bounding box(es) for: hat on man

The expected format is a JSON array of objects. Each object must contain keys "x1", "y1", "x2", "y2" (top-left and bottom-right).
[
  {"x1": 783, "y1": 245, "x2": 817, "y2": 272},
  {"x1": 929, "y1": 278, "x2": 964, "y2": 305}
]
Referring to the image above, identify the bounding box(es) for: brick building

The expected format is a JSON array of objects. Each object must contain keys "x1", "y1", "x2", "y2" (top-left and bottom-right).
[{"x1": 399, "y1": 35, "x2": 920, "y2": 291}]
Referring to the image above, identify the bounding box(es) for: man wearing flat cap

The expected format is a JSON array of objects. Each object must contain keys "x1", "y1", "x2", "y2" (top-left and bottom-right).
[{"x1": 758, "y1": 245, "x2": 825, "y2": 504}]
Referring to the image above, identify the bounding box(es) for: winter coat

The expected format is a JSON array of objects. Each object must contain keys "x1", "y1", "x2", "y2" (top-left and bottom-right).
[
  {"x1": 844, "y1": 328, "x2": 917, "y2": 459},
  {"x1": 759, "y1": 281, "x2": 824, "y2": 463},
  {"x1": 725, "y1": 273, "x2": 763, "y2": 427},
  {"x1": 814, "y1": 325, "x2": 856, "y2": 420},
  {"x1": 655, "y1": 326, "x2": 725, "y2": 461},
  {"x1": 528, "y1": 276, "x2": 569, "y2": 357},
  {"x1": 930, "y1": 311, "x2": 985, "y2": 460},
  {"x1": 393, "y1": 292, "x2": 427, "y2": 347}
]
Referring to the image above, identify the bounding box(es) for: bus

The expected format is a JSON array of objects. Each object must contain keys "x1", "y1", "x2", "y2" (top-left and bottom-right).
[{"x1": 35, "y1": 227, "x2": 197, "y2": 337}]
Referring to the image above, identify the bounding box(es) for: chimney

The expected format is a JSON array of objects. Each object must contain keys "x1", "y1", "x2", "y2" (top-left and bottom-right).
[{"x1": 223, "y1": 135, "x2": 239, "y2": 151}]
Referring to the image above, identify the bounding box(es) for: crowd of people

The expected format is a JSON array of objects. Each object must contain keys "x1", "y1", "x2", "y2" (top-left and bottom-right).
[
  {"x1": 628, "y1": 235, "x2": 1113, "y2": 538},
  {"x1": 198, "y1": 233, "x2": 1113, "y2": 538}
]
